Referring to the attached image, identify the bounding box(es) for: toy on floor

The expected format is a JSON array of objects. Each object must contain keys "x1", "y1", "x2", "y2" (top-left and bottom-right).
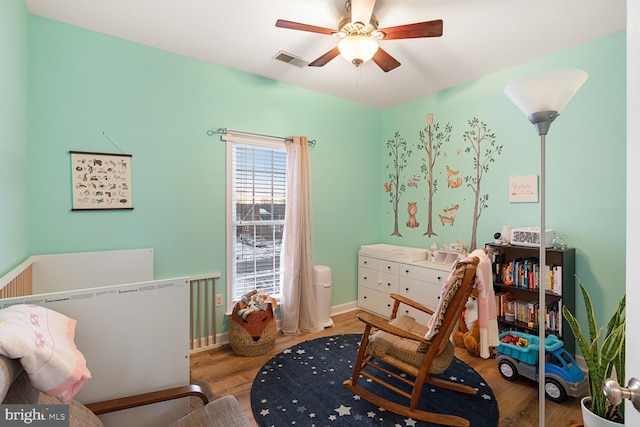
[
  {"x1": 495, "y1": 331, "x2": 587, "y2": 402},
  {"x1": 453, "y1": 287, "x2": 481, "y2": 356},
  {"x1": 500, "y1": 333, "x2": 529, "y2": 348}
]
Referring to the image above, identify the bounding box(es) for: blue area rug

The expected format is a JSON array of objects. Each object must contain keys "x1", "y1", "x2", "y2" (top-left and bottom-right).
[{"x1": 250, "y1": 334, "x2": 498, "y2": 426}]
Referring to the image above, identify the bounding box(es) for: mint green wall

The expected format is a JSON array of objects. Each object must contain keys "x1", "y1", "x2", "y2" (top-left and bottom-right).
[
  {"x1": 380, "y1": 32, "x2": 626, "y2": 330},
  {"x1": 0, "y1": 0, "x2": 29, "y2": 275},
  {"x1": 27, "y1": 16, "x2": 382, "y2": 317},
  {"x1": 17, "y1": 13, "x2": 626, "y2": 338}
]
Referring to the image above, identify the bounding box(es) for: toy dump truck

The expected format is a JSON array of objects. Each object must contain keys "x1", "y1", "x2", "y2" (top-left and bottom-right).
[{"x1": 495, "y1": 331, "x2": 588, "y2": 402}]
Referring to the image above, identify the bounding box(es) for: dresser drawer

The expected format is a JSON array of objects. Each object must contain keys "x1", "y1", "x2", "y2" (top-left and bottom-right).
[
  {"x1": 358, "y1": 267, "x2": 378, "y2": 290},
  {"x1": 358, "y1": 288, "x2": 394, "y2": 318},
  {"x1": 359, "y1": 256, "x2": 399, "y2": 275},
  {"x1": 399, "y1": 263, "x2": 446, "y2": 284},
  {"x1": 398, "y1": 277, "x2": 443, "y2": 310},
  {"x1": 378, "y1": 272, "x2": 399, "y2": 294},
  {"x1": 358, "y1": 268, "x2": 399, "y2": 293}
]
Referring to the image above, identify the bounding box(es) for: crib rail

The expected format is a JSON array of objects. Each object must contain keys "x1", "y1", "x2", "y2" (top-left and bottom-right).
[
  {"x1": 0, "y1": 258, "x2": 34, "y2": 299},
  {"x1": 190, "y1": 273, "x2": 222, "y2": 353},
  {"x1": 2, "y1": 258, "x2": 222, "y2": 354}
]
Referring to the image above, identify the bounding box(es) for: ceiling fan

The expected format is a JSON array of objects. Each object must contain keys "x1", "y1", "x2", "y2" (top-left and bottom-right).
[{"x1": 275, "y1": 0, "x2": 443, "y2": 72}]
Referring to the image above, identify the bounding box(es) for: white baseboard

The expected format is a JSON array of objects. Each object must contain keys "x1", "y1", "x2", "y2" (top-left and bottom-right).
[
  {"x1": 189, "y1": 333, "x2": 229, "y2": 354},
  {"x1": 331, "y1": 301, "x2": 358, "y2": 316}
]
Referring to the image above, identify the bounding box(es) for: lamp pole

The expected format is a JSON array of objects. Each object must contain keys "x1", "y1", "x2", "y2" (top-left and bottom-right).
[
  {"x1": 538, "y1": 131, "x2": 547, "y2": 425},
  {"x1": 538, "y1": 129, "x2": 547, "y2": 425},
  {"x1": 529, "y1": 110, "x2": 556, "y2": 425},
  {"x1": 505, "y1": 69, "x2": 587, "y2": 426}
]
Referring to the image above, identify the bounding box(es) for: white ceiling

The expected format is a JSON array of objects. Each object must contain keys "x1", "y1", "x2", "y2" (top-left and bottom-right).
[{"x1": 24, "y1": 0, "x2": 626, "y2": 110}]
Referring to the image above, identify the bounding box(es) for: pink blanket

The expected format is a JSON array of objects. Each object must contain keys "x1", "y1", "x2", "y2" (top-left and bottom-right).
[
  {"x1": 0, "y1": 304, "x2": 91, "y2": 403},
  {"x1": 469, "y1": 249, "x2": 500, "y2": 358}
]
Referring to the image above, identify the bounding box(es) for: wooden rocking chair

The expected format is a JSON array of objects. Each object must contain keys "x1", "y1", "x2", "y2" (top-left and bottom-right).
[{"x1": 344, "y1": 256, "x2": 480, "y2": 427}]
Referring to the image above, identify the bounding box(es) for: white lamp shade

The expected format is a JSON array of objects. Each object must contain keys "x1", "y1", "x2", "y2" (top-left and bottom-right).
[
  {"x1": 504, "y1": 68, "x2": 588, "y2": 116},
  {"x1": 338, "y1": 36, "x2": 379, "y2": 64}
]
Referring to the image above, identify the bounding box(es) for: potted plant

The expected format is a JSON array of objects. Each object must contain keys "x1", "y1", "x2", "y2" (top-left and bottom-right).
[{"x1": 562, "y1": 276, "x2": 626, "y2": 426}]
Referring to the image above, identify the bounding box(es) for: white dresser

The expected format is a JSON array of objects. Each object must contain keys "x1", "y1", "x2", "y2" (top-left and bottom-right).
[{"x1": 358, "y1": 244, "x2": 452, "y2": 324}]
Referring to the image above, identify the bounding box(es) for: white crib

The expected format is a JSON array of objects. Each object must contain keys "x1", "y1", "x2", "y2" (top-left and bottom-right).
[{"x1": 0, "y1": 249, "x2": 192, "y2": 427}]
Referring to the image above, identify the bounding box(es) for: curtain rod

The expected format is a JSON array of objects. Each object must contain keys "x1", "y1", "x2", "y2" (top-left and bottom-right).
[{"x1": 206, "y1": 127, "x2": 316, "y2": 147}]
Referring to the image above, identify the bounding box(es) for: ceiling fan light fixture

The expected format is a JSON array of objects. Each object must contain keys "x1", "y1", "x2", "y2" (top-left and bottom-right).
[{"x1": 338, "y1": 36, "x2": 378, "y2": 66}]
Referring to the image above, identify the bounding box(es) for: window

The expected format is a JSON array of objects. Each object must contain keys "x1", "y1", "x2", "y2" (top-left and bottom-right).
[{"x1": 226, "y1": 135, "x2": 286, "y2": 304}]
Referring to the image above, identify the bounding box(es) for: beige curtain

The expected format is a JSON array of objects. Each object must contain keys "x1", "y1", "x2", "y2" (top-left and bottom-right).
[{"x1": 280, "y1": 136, "x2": 322, "y2": 334}]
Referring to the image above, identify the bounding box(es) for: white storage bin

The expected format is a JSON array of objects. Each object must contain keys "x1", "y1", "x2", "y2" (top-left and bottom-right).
[{"x1": 313, "y1": 265, "x2": 334, "y2": 328}]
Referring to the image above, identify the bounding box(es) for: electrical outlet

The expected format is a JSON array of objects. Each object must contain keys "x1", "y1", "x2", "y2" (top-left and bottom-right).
[{"x1": 215, "y1": 294, "x2": 224, "y2": 307}]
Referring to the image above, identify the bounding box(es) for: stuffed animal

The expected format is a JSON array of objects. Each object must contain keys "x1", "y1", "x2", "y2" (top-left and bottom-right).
[
  {"x1": 453, "y1": 287, "x2": 481, "y2": 356},
  {"x1": 236, "y1": 290, "x2": 277, "y2": 319},
  {"x1": 230, "y1": 290, "x2": 278, "y2": 356}
]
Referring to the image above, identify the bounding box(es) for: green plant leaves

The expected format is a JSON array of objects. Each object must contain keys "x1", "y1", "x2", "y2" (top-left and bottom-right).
[{"x1": 562, "y1": 276, "x2": 625, "y2": 422}]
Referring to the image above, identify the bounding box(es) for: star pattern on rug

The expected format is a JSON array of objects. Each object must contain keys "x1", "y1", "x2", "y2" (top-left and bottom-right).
[
  {"x1": 335, "y1": 404, "x2": 352, "y2": 416},
  {"x1": 251, "y1": 334, "x2": 498, "y2": 426}
]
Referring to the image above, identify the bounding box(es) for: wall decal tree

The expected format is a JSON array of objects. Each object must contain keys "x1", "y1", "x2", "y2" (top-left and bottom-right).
[
  {"x1": 385, "y1": 131, "x2": 410, "y2": 237},
  {"x1": 463, "y1": 118, "x2": 502, "y2": 250},
  {"x1": 416, "y1": 114, "x2": 452, "y2": 237}
]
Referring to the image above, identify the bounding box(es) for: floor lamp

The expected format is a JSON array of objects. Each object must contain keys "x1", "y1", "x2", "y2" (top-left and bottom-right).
[{"x1": 504, "y1": 68, "x2": 588, "y2": 425}]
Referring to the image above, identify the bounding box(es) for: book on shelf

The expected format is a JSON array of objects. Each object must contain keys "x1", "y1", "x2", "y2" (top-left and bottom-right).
[
  {"x1": 495, "y1": 258, "x2": 562, "y2": 296},
  {"x1": 495, "y1": 293, "x2": 563, "y2": 335},
  {"x1": 552, "y1": 265, "x2": 563, "y2": 295}
]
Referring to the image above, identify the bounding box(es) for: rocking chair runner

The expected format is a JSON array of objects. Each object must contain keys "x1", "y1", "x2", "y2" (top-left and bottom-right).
[{"x1": 344, "y1": 256, "x2": 481, "y2": 427}]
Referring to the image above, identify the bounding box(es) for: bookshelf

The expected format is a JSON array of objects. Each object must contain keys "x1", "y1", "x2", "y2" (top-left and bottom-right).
[{"x1": 486, "y1": 243, "x2": 576, "y2": 355}]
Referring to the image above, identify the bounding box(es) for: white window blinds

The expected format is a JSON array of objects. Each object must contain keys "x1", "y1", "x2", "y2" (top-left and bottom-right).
[{"x1": 227, "y1": 139, "x2": 286, "y2": 302}]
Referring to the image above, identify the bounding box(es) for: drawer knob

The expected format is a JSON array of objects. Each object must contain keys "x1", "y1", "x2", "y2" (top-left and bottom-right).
[
  {"x1": 405, "y1": 269, "x2": 409, "y2": 273},
  {"x1": 387, "y1": 266, "x2": 391, "y2": 269},
  {"x1": 387, "y1": 283, "x2": 391, "y2": 287},
  {"x1": 437, "y1": 276, "x2": 442, "y2": 280},
  {"x1": 405, "y1": 287, "x2": 409, "y2": 291},
  {"x1": 364, "y1": 276, "x2": 367, "y2": 280}
]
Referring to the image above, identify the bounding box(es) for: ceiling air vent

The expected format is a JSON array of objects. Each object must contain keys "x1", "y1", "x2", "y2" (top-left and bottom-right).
[{"x1": 273, "y1": 51, "x2": 308, "y2": 68}]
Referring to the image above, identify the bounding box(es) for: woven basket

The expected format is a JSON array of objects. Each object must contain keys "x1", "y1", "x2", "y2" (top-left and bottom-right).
[{"x1": 229, "y1": 300, "x2": 277, "y2": 356}]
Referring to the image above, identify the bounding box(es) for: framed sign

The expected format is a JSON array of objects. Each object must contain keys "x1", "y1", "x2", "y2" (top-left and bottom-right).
[
  {"x1": 509, "y1": 175, "x2": 538, "y2": 203},
  {"x1": 70, "y1": 151, "x2": 133, "y2": 210}
]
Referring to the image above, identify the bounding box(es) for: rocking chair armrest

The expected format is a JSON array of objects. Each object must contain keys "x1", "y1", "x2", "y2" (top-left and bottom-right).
[
  {"x1": 85, "y1": 384, "x2": 209, "y2": 415},
  {"x1": 389, "y1": 294, "x2": 434, "y2": 316},
  {"x1": 357, "y1": 311, "x2": 430, "y2": 345}
]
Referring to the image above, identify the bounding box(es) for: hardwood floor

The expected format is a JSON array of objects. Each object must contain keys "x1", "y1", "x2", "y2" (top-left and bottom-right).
[{"x1": 190, "y1": 310, "x2": 584, "y2": 426}]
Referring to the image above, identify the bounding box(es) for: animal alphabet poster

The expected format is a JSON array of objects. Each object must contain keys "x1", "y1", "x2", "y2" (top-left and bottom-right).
[{"x1": 70, "y1": 151, "x2": 133, "y2": 210}]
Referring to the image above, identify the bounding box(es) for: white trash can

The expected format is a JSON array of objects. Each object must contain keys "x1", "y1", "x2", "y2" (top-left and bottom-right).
[{"x1": 313, "y1": 265, "x2": 334, "y2": 328}]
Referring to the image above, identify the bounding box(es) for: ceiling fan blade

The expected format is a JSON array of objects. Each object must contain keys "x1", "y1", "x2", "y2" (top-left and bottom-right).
[
  {"x1": 372, "y1": 47, "x2": 401, "y2": 72},
  {"x1": 379, "y1": 19, "x2": 443, "y2": 40},
  {"x1": 275, "y1": 19, "x2": 336, "y2": 35},
  {"x1": 351, "y1": 0, "x2": 376, "y2": 25},
  {"x1": 308, "y1": 47, "x2": 341, "y2": 67}
]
